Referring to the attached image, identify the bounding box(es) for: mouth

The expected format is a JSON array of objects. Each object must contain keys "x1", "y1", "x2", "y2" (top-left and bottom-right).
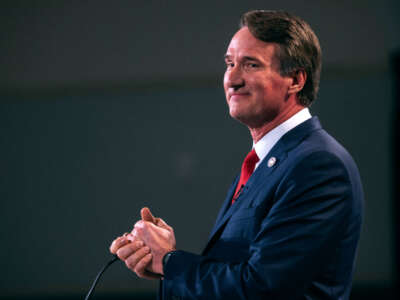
[{"x1": 229, "y1": 92, "x2": 250, "y2": 101}]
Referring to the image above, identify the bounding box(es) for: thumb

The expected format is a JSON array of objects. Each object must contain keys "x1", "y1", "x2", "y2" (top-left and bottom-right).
[{"x1": 141, "y1": 207, "x2": 156, "y2": 224}]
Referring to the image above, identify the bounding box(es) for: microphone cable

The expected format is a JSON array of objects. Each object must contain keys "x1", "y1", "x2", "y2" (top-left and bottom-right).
[{"x1": 84, "y1": 255, "x2": 119, "y2": 300}]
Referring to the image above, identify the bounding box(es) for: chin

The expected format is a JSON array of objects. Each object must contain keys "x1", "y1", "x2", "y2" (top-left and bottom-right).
[
  {"x1": 229, "y1": 109, "x2": 266, "y2": 128},
  {"x1": 229, "y1": 107, "x2": 242, "y2": 120},
  {"x1": 229, "y1": 109, "x2": 250, "y2": 124}
]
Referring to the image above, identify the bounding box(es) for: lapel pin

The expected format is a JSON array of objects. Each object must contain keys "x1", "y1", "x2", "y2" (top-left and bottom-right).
[{"x1": 267, "y1": 157, "x2": 276, "y2": 168}]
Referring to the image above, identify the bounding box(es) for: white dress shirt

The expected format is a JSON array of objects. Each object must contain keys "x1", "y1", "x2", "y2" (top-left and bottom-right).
[{"x1": 253, "y1": 108, "x2": 312, "y2": 170}]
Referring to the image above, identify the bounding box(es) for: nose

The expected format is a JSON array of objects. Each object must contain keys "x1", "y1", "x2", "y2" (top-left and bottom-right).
[{"x1": 224, "y1": 65, "x2": 245, "y2": 90}]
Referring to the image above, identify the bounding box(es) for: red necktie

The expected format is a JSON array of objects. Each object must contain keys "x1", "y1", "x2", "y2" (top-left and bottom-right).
[{"x1": 232, "y1": 149, "x2": 259, "y2": 204}]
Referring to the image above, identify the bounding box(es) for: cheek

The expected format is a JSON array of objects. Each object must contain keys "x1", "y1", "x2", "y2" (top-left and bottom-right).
[
  {"x1": 256, "y1": 78, "x2": 285, "y2": 100},
  {"x1": 247, "y1": 79, "x2": 267, "y2": 98},
  {"x1": 269, "y1": 76, "x2": 290, "y2": 95},
  {"x1": 223, "y1": 76, "x2": 231, "y2": 102},
  {"x1": 223, "y1": 74, "x2": 229, "y2": 91}
]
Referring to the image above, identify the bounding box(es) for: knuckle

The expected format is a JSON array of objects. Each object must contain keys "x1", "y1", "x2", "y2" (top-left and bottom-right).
[
  {"x1": 134, "y1": 221, "x2": 144, "y2": 231},
  {"x1": 135, "y1": 230, "x2": 142, "y2": 236},
  {"x1": 117, "y1": 247, "x2": 128, "y2": 259},
  {"x1": 135, "y1": 220, "x2": 145, "y2": 227},
  {"x1": 131, "y1": 229, "x2": 138, "y2": 238},
  {"x1": 116, "y1": 249, "x2": 123, "y2": 259},
  {"x1": 134, "y1": 240, "x2": 144, "y2": 249},
  {"x1": 115, "y1": 238, "x2": 126, "y2": 248}
]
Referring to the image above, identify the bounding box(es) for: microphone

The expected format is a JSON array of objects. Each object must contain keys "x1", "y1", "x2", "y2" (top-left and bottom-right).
[{"x1": 84, "y1": 255, "x2": 119, "y2": 300}]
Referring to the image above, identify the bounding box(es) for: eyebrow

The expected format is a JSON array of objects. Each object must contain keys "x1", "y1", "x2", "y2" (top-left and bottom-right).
[
  {"x1": 224, "y1": 54, "x2": 260, "y2": 62},
  {"x1": 242, "y1": 56, "x2": 260, "y2": 62}
]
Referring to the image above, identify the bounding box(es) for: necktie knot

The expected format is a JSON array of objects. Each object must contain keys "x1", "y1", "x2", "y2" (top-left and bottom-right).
[
  {"x1": 243, "y1": 149, "x2": 259, "y2": 173},
  {"x1": 232, "y1": 149, "x2": 259, "y2": 204}
]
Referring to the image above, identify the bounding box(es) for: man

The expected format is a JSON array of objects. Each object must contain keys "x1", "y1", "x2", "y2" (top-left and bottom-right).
[{"x1": 110, "y1": 10, "x2": 363, "y2": 299}]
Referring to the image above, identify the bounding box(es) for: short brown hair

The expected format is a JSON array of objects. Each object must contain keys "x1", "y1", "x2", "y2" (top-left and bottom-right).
[{"x1": 240, "y1": 10, "x2": 322, "y2": 106}]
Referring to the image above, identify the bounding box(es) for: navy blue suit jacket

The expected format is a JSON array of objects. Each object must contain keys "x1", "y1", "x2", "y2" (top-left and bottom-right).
[{"x1": 159, "y1": 117, "x2": 363, "y2": 300}]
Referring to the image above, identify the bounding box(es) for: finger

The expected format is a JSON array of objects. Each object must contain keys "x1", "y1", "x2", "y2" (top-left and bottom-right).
[
  {"x1": 134, "y1": 253, "x2": 152, "y2": 275},
  {"x1": 125, "y1": 246, "x2": 151, "y2": 270},
  {"x1": 134, "y1": 253, "x2": 160, "y2": 279},
  {"x1": 110, "y1": 236, "x2": 131, "y2": 254},
  {"x1": 141, "y1": 207, "x2": 156, "y2": 224},
  {"x1": 126, "y1": 232, "x2": 138, "y2": 242},
  {"x1": 116, "y1": 240, "x2": 144, "y2": 260}
]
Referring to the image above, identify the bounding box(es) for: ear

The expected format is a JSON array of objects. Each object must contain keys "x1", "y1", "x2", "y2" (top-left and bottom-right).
[{"x1": 287, "y1": 69, "x2": 307, "y2": 95}]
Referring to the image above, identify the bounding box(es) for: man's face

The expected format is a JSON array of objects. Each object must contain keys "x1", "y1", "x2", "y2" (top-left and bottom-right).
[{"x1": 223, "y1": 27, "x2": 293, "y2": 128}]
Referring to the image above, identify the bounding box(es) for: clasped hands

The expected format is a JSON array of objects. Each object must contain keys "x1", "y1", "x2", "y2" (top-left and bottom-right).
[{"x1": 109, "y1": 207, "x2": 176, "y2": 279}]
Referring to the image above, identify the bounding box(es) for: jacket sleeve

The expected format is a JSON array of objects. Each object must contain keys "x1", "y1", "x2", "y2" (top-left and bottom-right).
[{"x1": 161, "y1": 151, "x2": 362, "y2": 300}]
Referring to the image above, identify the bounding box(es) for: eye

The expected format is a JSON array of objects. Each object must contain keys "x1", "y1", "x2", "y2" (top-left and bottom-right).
[
  {"x1": 225, "y1": 61, "x2": 234, "y2": 68},
  {"x1": 245, "y1": 62, "x2": 259, "y2": 69}
]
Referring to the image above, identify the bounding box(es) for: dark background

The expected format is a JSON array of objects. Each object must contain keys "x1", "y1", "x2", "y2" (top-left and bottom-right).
[{"x1": 1, "y1": 1, "x2": 399, "y2": 299}]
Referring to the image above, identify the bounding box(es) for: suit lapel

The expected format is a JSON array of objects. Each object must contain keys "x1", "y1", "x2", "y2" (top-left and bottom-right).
[
  {"x1": 201, "y1": 177, "x2": 237, "y2": 255},
  {"x1": 202, "y1": 117, "x2": 323, "y2": 254},
  {"x1": 212, "y1": 175, "x2": 239, "y2": 231},
  {"x1": 203, "y1": 148, "x2": 283, "y2": 250}
]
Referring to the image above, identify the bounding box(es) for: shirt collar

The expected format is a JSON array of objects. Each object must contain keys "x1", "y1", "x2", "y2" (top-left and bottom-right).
[{"x1": 253, "y1": 108, "x2": 312, "y2": 169}]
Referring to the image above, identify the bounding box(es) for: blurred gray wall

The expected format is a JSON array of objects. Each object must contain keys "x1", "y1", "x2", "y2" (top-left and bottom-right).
[{"x1": 1, "y1": 0, "x2": 399, "y2": 298}]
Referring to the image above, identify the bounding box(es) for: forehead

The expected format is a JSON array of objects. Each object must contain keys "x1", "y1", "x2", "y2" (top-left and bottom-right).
[{"x1": 225, "y1": 27, "x2": 277, "y2": 61}]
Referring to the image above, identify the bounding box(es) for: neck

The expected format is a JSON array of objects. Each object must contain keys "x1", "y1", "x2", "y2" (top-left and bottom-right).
[{"x1": 249, "y1": 103, "x2": 305, "y2": 143}]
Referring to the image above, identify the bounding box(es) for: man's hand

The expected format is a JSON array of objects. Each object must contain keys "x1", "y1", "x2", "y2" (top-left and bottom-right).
[
  {"x1": 134, "y1": 208, "x2": 176, "y2": 275},
  {"x1": 109, "y1": 207, "x2": 169, "y2": 280},
  {"x1": 109, "y1": 207, "x2": 175, "y2": 279},
  {"x1": 109, "y1": 233, "x2": 161, "y2": 279}
]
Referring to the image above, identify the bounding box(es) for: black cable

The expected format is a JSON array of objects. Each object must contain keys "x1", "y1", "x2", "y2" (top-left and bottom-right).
[{"x1": 84, "y1": 255, "x2": 119, "y2": 300}]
